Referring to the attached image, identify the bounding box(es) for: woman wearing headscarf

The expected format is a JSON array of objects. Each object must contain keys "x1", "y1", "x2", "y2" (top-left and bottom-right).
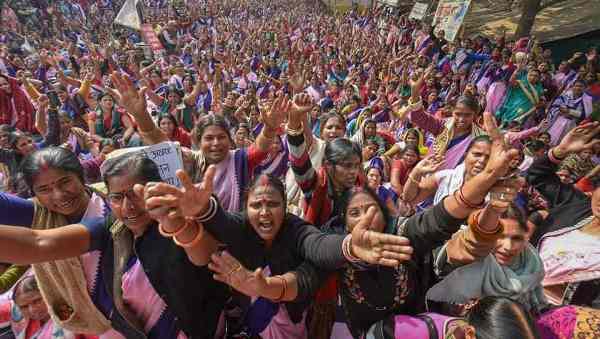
[{"x1": 0, "y1": 73, "x2": 36, "y2": 133}]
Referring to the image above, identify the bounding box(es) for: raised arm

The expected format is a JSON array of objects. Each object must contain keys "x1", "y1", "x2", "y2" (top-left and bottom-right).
[
  {"x1": 109, "y1": 72, "x2": 168, "y2": 145},
  {"x1": 525, "y1": 122, "x2": 600, "y2": 208},
  {"x1": 401, "y1": 155, "x2": 445, "y2": 205}
]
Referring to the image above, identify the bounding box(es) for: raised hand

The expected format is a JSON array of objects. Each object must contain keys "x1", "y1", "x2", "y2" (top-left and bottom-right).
[
  {"x1": 554, "y1": 121, "x2": 600, "y2": 156},
  {"x1": 262, "y1": 93, "x2": 290, "y2": 131},
  {"x1": 289, "y1": 93, "x2": 314, "y2": 121},
  {"x1": 482, "y1": 112, "x2": 520, "y2": 178},
  {"x1": 209, "y1": 251, "x2": 268, "y2": 298},
  {"x1": 350, "y1": 207, "x2": 414, "y2": 267},
  {"x1": 109, "y1": 71, "x2": 148, "y2": 119},
  {"x1": 413, "y1": 155, "x2": 445, "y2": 176},
  {"x1": 135, "y1": 165, "x2": 216, "y2": 223}
]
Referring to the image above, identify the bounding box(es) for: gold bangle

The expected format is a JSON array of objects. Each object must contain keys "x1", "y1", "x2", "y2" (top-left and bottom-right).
[
  {"x1": 173, "y1": 220, "x2": 205, "y2": 248},
  {"x1": 159, "y1": 219, "x2": 189, "y2": 238}
]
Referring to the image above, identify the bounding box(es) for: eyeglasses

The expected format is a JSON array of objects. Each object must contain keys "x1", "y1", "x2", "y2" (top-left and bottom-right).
[{"x1": 107, "y1": 188, "x2": 139, "y2": 205}]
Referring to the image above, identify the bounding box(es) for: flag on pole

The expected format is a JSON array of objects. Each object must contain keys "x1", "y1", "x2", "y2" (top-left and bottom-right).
[{"x1": 114, "y1": 0, "x2": 143, "y2": 30}]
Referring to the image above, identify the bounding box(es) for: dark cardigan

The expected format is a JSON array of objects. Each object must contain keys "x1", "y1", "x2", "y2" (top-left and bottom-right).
[{"x1": 201, "y1": 201, "x2": 349, "y2": 323}]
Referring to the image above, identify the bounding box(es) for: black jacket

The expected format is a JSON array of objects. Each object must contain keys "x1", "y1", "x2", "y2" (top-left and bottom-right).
[{"x1": 99, "y1": 220, "x2": 228, "y2": 339}]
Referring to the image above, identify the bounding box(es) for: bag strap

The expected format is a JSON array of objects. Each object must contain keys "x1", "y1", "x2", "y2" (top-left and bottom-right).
[{"x1": 417, "y1": 314, "x2": 440, "y2": 339}]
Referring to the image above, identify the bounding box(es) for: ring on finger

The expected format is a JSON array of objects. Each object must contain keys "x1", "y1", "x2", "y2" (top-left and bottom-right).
[{"x1": 228, "y1": 264, "x2": 242, "y2": 275}]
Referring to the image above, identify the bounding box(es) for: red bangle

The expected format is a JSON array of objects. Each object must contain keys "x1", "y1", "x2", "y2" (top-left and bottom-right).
[{"x1": 457, "y1": 186, "x2": 486, "y2": 209}]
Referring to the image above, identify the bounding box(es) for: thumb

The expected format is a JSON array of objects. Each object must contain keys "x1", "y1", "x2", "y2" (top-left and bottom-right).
[{"x1": 133, "y1": 184, "x2": 145, "y2": 201}]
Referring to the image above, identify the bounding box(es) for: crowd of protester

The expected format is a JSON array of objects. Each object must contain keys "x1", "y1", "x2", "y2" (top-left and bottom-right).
[{"x1": 0, "y1": 0, "x2": 600, "y2": 338}]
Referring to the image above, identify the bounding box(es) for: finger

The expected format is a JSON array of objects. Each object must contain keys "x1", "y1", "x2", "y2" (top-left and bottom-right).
[
  {"x1": 381, "y1": 244, "x2": 414, "y2": 254},
  {"x1": 176, "y1": 169, "x2": 194, "y2": 191},
  {"x1": 372, "y1": 233, "x2": 412, "y2": 247},
  {"x1": 377, "y1": 258, "x2": 400, "y2": 268},
  {"x1": 201, "y1": 165, "x2": 216, "y2": 193},
  {"x1": 483, "y1": 112, "x2": 501, "y2": 141},
  {"x1": 133, "y1": 184, "x2": 145, "y2": 201},
  {"x1": 381, "y1": 250, "x2": 412, "y2": 262},
  {"x1": 211, "y1": 273, "x2": 229, "y2": 284},
  {"x1": 146, "y1": 195, "x2": 180, "y2": 210},
  {"x1": 145, "y1": 182, "x2": 181, "y2": 198},
  {"x1": 354, "y1": 206, "x2": 377, "y2": 233}
]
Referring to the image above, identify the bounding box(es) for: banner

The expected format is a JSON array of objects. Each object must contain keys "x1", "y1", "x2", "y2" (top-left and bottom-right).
[
  {"x1": 114, "y1": 0, "x2": 143, "y2": 30},
  {"x1": 140, "y1": 23, "x2": 165, "y2": 55},
  {"x1": 433, "y1": 0, "x2": 472, "y2": 42},
  {"x1": 409, "y1": 2, "x2": 429, "y2": 20}
]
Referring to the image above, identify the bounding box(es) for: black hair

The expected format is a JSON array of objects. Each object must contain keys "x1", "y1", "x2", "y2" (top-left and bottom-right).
[
  {"x1": 401, "y1": 144, "x2": 420, "y2": 156},
  {"x1": 467, "y1": 297, "x2": 540, "y2": 339},
  {"x1": 324, "y1": 138, "x2": 362, "y2": 164},
  {"x1": 194, "y1": 114, "x2": 233, "y2": 142},
  {"x1": 8, "y1": 130, "x2": 29, "y2": 150},
  {"x1": 455, "y1": 94, "x2": 481, "y2": 114},
  {"x1": 525, "y1": 140, "x2": 546, "y2": 152},
  {"x1": 244, "y1": 173, "x2": 286, "y2": 207},
  {"x1": 466, "y1": 135, "x2": 492, "y2": 153},
  {"x1": 158, "y1": 114, "x2": 179, "y2": 128},
  {"x1": 0, "y1": 124, "x2": 12, "y2": 134},
  {"x1": 101, "y1": 152, "x2": 161, "y2": 189},
  {"x1": 499, "y1": 202, "x2": 529, "y2": 233},
  {"x1": 20, "y1": 147, "x2": 85, "y2": 191}
]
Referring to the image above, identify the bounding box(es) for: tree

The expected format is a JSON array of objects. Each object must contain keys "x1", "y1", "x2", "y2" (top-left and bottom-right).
[{"x1": 514, "y1": 0, "x2": 568, "y2": 38}]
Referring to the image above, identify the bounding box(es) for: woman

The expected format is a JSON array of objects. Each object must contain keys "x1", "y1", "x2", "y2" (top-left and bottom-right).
[
  {"x1": 525, "y1": 122, "x2": 600, "y2": 308},
  {"x1": 402, "y1": 136, "x2": 492, "y2": 207},
  {"x1": 0, "y1": 74, "x2": 36, "y2": 133},
  {"x1": 157, "y1": 114, "x2": 191, "y2": 148},
  {"x1": 366, "y1": 297, "x2": 540, "y2": 339},
  {"x1": 324, "y1": 112, "x2": 519, "y2": 337},
  {"x1": 547, "y1": 80, "x2": 592, "y2": 145},
  {"x1": 107, "y1": 71, "x2": 281, "y2": 212},
  {"x1": 0, "y1": 275, "x2": 94, "y2": 339},
  {"x1": 407, "y1": 79, "x2": 485, "y2": 170},
  {"x1": 146, "y1": 85, "x2": 195, "y2": 132},
  {"x1": 0, "y1": 101, "x2": 60, "y2": 195},
  {"x1": 389, "y1": 144, "x2": 421, "y2": 196},
  {"x1": 366, "y1": 166, "x2": 398, "y2": 216},
  {"x1": 0, "y1": 151, "x2": 227, "y2": 338},
  {"x1": 351, "y1": 118, "x2": 387, "y2": 155},
  {"x1": 135, "y1": 170, "x2": 417, "y2": 339},
  {"x1": 286, "y1": 109, "x2": 347, "y2": 217},
  {"x1": 428, "y1": 201, "x2": 600, "y2": 339},
  {"x1": 88, "y1": 93, "x2": 136, "y2": 145},
  {"x1": 233, "y1": 124, "x2": 252, "y2": 149},
  {"x1": 495, "y1": 65, "x2": 544, "y2": 126},
  {"x1": 0, "y1": 147, "x2": 112, "y2": 336}
]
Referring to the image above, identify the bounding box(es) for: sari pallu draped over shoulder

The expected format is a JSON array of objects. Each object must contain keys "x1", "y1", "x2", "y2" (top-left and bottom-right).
[
  {"x1": 495, "y1": 74, "x2": 543, "y2": 126},
  {"x1": 29, "y1": 199, "x2": 112, "y2": 335}
]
